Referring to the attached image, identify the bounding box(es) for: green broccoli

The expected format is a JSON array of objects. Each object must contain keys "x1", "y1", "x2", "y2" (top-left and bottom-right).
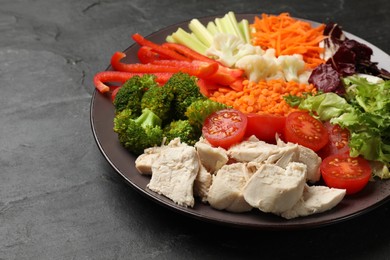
[
  {"x1": 185, "y1": 99, "x2": 230, "y2": 130},
  {"x1": 164, "y1": 72, "x2": 205, "y2": 119},
  {"x1": 113, "y1": 74, "x2": 158, "y2": 115},
  {"x1": 141, "y1": 84, "x2": 175, "y2": 123},
  {"x1": 113, "y1": 108, "x2": 163, "y2": 155},
  {"x1": 163, "y1": 119, "x2": 201, "y2": 146}
]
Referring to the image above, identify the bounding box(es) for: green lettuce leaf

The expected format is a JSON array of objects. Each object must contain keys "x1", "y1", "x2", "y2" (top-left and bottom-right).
[{"x1": 296, "y1": 75, "x2": 390, "y2": 176}]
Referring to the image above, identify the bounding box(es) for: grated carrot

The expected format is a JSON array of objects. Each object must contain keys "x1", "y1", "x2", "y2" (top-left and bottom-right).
[
  {"x1": 209, "y1": 79, "x2": 317, "y2": 116},
  {"x1": 250, "y1": 13, "x2": 326, "y2": 69}
]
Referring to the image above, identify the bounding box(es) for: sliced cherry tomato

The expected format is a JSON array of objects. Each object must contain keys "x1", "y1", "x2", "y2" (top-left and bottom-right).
[
  {"x1": 318, "y1": 121, "x2": 350, "y2": 159},
  {"x1": 320, "y1": 154, "x2": 372, "y2": 194},
  {"x1": 202, "y1": 109, "x2": 247, "y2": 149},
  {"x1": 284, "y1": 111, "x2": 329, "y2": 151},
  {"x1": 245, "y1": 113, "x2": 286, "y2": 144}
]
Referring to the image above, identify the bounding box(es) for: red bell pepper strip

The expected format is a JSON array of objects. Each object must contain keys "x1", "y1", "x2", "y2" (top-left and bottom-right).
[
  {"x1": 137, "y1": 46, "x2": 171, "y2": 64},
  {"x1": 150, "y1": 59, "x2": 219, "y2": 78},
  {"x1": 132, "y1": 33, "x2": 191, "y2": 62},
  {"x1": 93, "y1": 70, "x2": 173, "y2": 93},
  {"x1": 162, "y1": 42, "x2": 216, "y2": 63},
  {"x1": 204, "y1": 66, "x2": 244, "y2": 86},
  {"x1": 111, "y1": 52, "x2": 218, "y2": 78}
]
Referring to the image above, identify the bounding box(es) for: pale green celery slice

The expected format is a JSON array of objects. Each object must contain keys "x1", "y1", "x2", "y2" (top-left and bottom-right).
[
  {"x1": 226, "y1": 11, "x2": 245, "y2": 41},
  {"x1": 165, "y1": 35, "x2": 176, "y2": 43},
  {"x1": 206, "y1": 21, "x2": 219, "y2": 35},
  {"x1": 188, "y1": 19, "x2": 214, "y2": 47},
  {"x1": 239, "y1": 19, "x2": 251, "y2": 43},
  {"x1": 171, "y1": 28, "x2": 208, "y2": 55},
  {"x1": 215, "y1": 18, "x2": 228, "y2": 34}
]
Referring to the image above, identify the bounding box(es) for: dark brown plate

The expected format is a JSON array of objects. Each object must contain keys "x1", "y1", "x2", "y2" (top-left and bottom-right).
[{"x1": 90, "y1": 14, "x2": 390, "y2": 230}]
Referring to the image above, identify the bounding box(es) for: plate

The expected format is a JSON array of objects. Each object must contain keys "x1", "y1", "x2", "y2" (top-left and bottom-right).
[{"x1": 90, "y1": 14, "x2": 390, "y2": 230}]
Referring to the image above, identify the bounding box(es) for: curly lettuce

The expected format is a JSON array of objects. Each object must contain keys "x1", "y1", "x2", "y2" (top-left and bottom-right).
[{"x1": 295, "y1": 75, "x2": 390, "y2": 178}]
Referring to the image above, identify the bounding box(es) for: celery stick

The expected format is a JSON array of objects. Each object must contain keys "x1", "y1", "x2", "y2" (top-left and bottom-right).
[
  {"x1": 215, "y1": 18, "x2": 227, "y2": 33},
  {"x1": 226, "y1": 11, "x2": 245, "y2": 41},
  {"x1": 239, "y1": 19, "x2": 251, "y2": 43},
  {"x1": 206, "y1": 21, "x2": 219, "y2": 35},
  {"x1": 188, "y1": 19, "x2": 214, "y2": 47},
  {"x1": 222, "y1": 14, "x2": 235, "y2": 35},
  {"x1": 165, "y1": 35, "x2": 176, "y2": 43},
  {"x1": 171, "y1": 28, "x2": 208, "y2": 55}
]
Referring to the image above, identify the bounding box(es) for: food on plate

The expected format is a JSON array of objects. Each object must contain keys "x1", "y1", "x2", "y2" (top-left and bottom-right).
[
  {"x1": 280, "y1": 184, "x2": 346, "y2": 219},
  {"x1": 320, "y1": 154, "x2": 372, "y2": 194},
  {"x1": 202, "y1": 108, "x2": 248, "y2": 149},
  {"x1": 207, "y1": 163, "x2": 253, "y2": 213},
  {"x1": 243, "y1": 162, "x2": 307, "y2": 214},
  {"x1": 244, "y1": 113, "x2": 286, "y2": 143},
  {"x1": 284, "y1": 111, "x2": 329, "y2": 152},
  {"x1": 194, "y1": 137, "x2": 229, "y2": 173},
  {"x1": 147, "y1": 140, "x2": 199, "y2": 208},
  {"x1": 93, "y1": 11, "x2": 390, "y2": 220},
  {"x1": 135, "y1": 135, "x2": 345, "y2": 219}
]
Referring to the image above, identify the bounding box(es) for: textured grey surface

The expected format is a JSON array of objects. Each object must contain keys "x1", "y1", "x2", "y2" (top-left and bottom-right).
[{"x1": 1, "y1": 0, "x2": 390, "y2": 259}]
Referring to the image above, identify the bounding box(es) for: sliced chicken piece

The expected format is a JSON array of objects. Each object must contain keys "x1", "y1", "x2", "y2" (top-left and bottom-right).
[
  {"x1": 243, "y1": 162, "x2": 307, "y2": 214},
  {"x1": 135, "y1": 148, "x2": 162, "y2": 175},
  {"x1": 147, "y1": 144, "x2": 199, "y2": 208},
  {"x1": 195, "y1": 137, "x2": 228, "y2": 173},
  {"x1": 193, "y1": 164, "x2": 212, "y2": 203},
  {"x1": 296, "y1": 146, "x2": 322, "y2": 182},
  {"x1": 135, "y1": 138, "x2": 186, "y2": 175},
  {"x1": 276, "y1": 137, "x2": 322, "y2": 182},
  {"x1": 228, "y1": 136, "x2": 283, "y2": 163},
  {"x1": 265, "y1": 144, "x2": 299, "y2": 168},
  {"x1": 207, "y1": 163, "x2": 253, "y2": 213},
  {"x1": 281, "y1": 184, "x2": 346, "y2": 219}
]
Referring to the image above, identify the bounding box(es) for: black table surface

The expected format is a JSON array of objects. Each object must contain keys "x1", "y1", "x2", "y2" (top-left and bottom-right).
[{"x1": 2, "y1": 0, "x2": 390, "y2": 259}]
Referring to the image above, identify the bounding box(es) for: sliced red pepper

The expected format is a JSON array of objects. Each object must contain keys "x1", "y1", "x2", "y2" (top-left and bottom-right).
[
  {"x1": 137, "y1": 46, "x2": 170, "y2": 64},
  {"x1": 205, "y1": 66, "x2": 244, "y2": 86},
  {"x1": 196, "y1": 78, "x2": 224, "y2": 97},
  {"x1": 93, "y1": 70, "x2": 173, "y2": 93},
  {"x1": 132, "y1": 33, "x2": 191, "y2": 61},
  {"x1": 162, "y1": 42, "x2": 216, "y2": 63},
  {"x1": 111, "y1": 86, "x2": 121, "y2": 101},
  {"x1": 111, "y1": 52, "x2": 218, "y2": 78},
  {"x1": 151, "y1": 59, "x2": 219, "y2": 78},
  {"x1": 229, "y1": 78, "x2": 244, "y2": 91}
]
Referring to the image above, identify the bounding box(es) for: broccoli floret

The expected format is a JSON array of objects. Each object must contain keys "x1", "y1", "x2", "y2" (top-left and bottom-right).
[
  {"x1": 163, "y1": 120, "x2": 201, "y2": 146},
  {"x1": 164, "y1": 72, "x2": 205, "y2": 119},
  {"x1": 113, "y1": 74, "x2": 158, "y2": 115},
  {"x1": 113, "y1": 108, "x2": 163, "y2": 155},
  {"x1": 185, "y1": 99, "x2": 229, "y2": 129},
  {"x1": 141, "y1": 84, "x2": 175, "y2": 123}
]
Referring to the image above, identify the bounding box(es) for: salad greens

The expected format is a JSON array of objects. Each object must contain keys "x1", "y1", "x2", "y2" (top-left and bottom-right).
[{"x1": 295, "y1": 75, "x2": 390, "y2": 178}]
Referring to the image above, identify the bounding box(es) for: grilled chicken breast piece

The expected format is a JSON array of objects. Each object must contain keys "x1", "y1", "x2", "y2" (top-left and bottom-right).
[
  {"x1": 243, "y1": 162, "x2": 307, "y2": 214},
  {"x1": 147, "y1": 144, "x2": 199, "y2": 207},
  {"x1": 281, "y1": 184, "x2": 346, "y2": 219},
  {"x1": 207, "y1": 163, "x2": 253, "y2": 213}
]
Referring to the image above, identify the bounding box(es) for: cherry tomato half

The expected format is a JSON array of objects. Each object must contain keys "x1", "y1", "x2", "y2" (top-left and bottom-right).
[
  {"x1": 321, "y1": 154, "x2": 372, "y2": 194},
  {"x1": 202, "y1": 109, "x2": 247, "y2": 149},
  {"x1": 284, "y1": 111, "x2": 329, "y2": 151},
  {"x1": 245, "y1": 113, "x2": 286, "y2": 144},
  {"x1": 318, "y1": 121, "x2": 350, "y2": 159}
]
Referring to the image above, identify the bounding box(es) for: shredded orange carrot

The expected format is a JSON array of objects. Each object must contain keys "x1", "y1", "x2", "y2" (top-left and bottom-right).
[
  {"x1": 209, "y1": 79, "x2": 317, "y2": 116},
  {"x1": 250, "y1": 13, "x2": 326, "y2": 69}
]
